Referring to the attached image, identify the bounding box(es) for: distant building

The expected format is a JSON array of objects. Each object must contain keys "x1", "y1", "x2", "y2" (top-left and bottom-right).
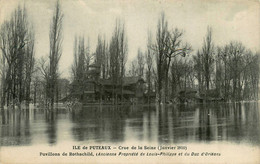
[
  {"x1": 83, "y1": 76, "x2": 145, "y2": 103},
  {"x1": 68, "y1": 63, "x2": 146, "y2": 104},
  {"x1": 178, "y1": 88, "x2": 224, "y2": 104},
  {"x1": 178, "y1": 88, "x2": 202, "y2": 103}
]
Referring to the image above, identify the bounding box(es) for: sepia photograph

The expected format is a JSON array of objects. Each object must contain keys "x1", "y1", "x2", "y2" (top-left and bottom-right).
[{"x1": 0, "y1": 0, "x2": 259, "y2": 163}]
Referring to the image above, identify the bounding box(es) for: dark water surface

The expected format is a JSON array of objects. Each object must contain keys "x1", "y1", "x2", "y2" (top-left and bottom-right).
[{"x1": 0, "y1": 102, "x2": 259, "y2": 146}]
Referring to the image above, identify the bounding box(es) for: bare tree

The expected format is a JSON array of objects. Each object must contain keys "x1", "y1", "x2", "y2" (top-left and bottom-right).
[
  {"x1": 137, "y1": 48, "x2": 144, "y2": 78},
  {"x1": 145, "y1": 32, "x2": 154, "y2": 104},
  {"x1": 193, "y1": 50, "x2": 204, "y2": 94},
  {"x1": 71, "y1": 35, "x2": 91, "y2": 101},
  {"x1": 151, "y1": 13, "x2": 190, "y2": 104},
  {"x1": 152, "y1": 13, "x2": 168, "y2": 104},
  {"x1": 95, "y1": 35, "x2": 109, "y2": 79},
  {"x1": 0, "y1": 46, "x2": 6, "y2": 108},
  {"x1": 221, "y1": 42, "x2": 246, "y2": 101},
  {"x1": 129, "y1": 59, "x2": 138, "y2": 76},
  {"x1": 166, "y1": 30, "x2": 191, "y2": 102},
  {"x1": 24, "y1": 31, "x2": 35, "y2": 107},
  {"x1": 38, "y1": 57, "x2": 49, "y2": 106},
  {"x1": 119, "y1": 23, "x2": 128, "y2": 102},
  {"x1": 202, "y1": 27, "x2": 214, "y2": 92},
  {"x1": 48, "y1": 0, "x2": 63, "y2": 108},
  {"x1": 0, "y1": 5, "x2": 35, "y2": 108},
  {"x1": 109, "y1": 19, "x2": 128, "y2": 104}
]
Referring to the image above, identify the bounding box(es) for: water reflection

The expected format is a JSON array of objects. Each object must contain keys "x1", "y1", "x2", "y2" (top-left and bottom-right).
[
  {"x1": 70, "y1": 106, "x2": 127, "y2": 142},
  {"x1": 0, "y1": 102, "x2": 259, "y2": 146},
  {"x1": 45, "y1": 111, "x2": 58, "y2": 145},
  {"x1": 0, "y1": 109, "x2": 32, "y2": 146}
]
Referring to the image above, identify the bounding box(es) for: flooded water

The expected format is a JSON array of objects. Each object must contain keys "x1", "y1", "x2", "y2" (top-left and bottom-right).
[{"x1": 0, "y1": 102, "x2": 259, "y2": 146}]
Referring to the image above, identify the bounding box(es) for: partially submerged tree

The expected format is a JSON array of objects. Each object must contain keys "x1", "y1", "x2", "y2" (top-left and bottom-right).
[
  {"x1": 47, "y1": 1, "x2": 63, "y2": 109},
  {"x1": 151, "y1": 13, "x2": 191, "y2": 104},
  {"x1": 145, "y1": 32, "x2": 154, "y2": 104},
  {"x1": 193, "y1": 50, "x2": 204, "y2": 94},
  {"x1": 0, "y1": 5, "x2": 35, "y2": 108},
  {"x1": 71, "y1": 35, "x2": 91, "y2": 101},
  {"x1": 109, "y1": 20, "x2": 128, "y2": 103},
  {"x1": 201, "y1": 27, "x2": 214, "y2": 93}
]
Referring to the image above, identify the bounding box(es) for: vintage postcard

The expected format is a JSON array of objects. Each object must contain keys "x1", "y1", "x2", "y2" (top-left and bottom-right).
[{"x1": 0, "y1": 0, "x2": 259, "y2": 163}]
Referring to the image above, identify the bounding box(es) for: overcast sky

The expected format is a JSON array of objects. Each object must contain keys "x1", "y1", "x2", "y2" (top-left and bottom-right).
[{"x1": 0, "y1": 0, "x2": 259, "y2": 78}]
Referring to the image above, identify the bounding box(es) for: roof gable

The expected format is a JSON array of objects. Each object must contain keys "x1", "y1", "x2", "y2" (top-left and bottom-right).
[{"x1": 99, "y1": 76, "x2": 144, "y2": 86}]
